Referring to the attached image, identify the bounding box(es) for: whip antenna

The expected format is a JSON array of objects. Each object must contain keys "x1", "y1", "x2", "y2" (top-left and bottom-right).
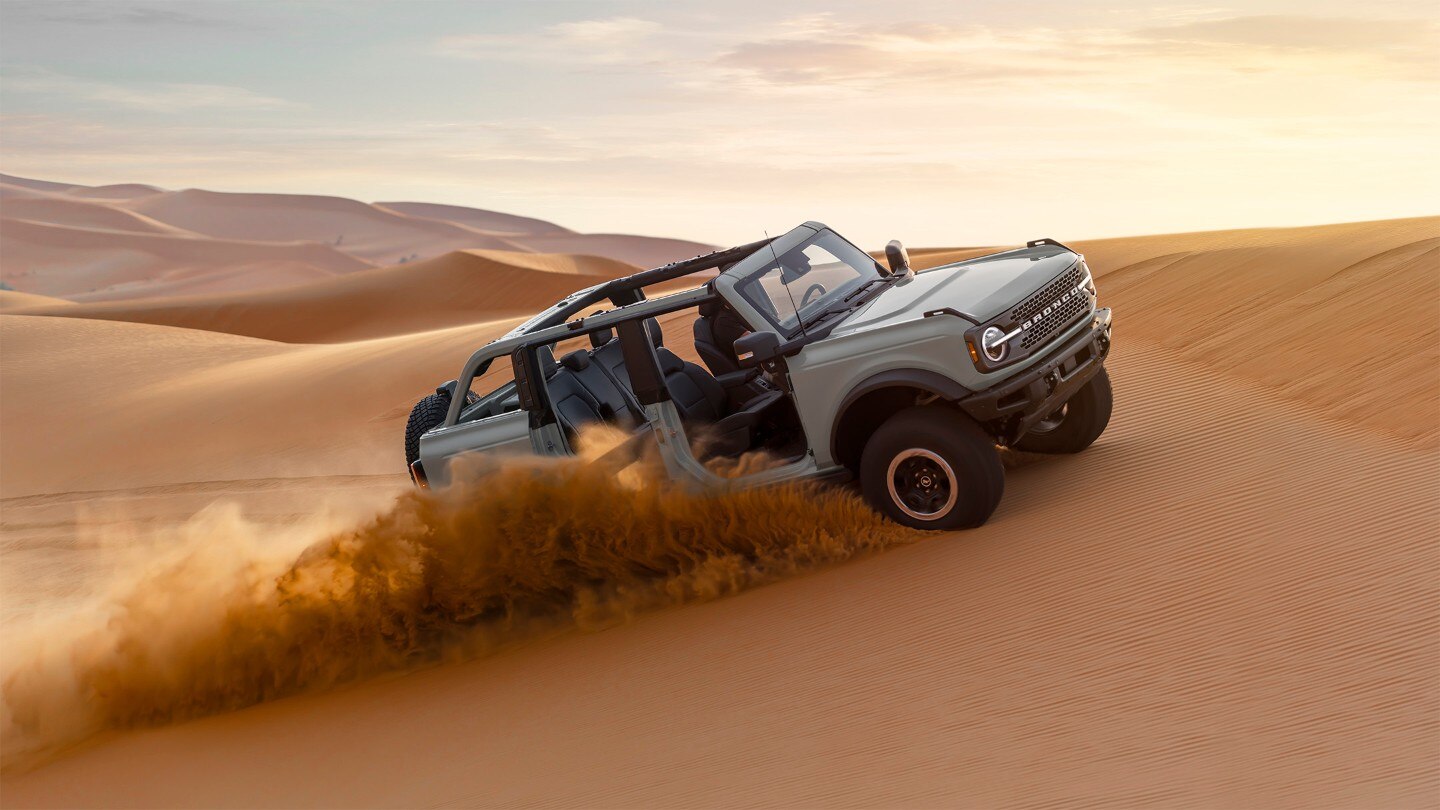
[{"x1": 766, "y1": 230, "x2": 809, "y2": 339}]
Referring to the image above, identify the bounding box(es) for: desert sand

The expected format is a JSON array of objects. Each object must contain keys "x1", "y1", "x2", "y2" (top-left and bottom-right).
[
  {"x1": 8, "y1": 250, "x2": 638, "y2": 343},
  {"x1": 0, "y1": 173, "x2": 713, "y2": 302},
  {"x1": 0, "y1": 201, "x2": 1436, "y2": 807}
]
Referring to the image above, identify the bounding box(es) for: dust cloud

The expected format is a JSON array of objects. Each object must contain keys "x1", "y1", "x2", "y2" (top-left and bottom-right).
[{"x1": 1, "y1": 431, "x2": 913, "y2": 768}]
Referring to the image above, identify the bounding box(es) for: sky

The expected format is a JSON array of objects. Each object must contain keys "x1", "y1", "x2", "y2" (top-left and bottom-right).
[{"x1": 1, "y1": 0, "x2": 1436, "y2": 248}]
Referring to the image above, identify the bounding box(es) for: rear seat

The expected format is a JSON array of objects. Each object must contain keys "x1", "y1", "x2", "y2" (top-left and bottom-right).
[
  {"x1": 557, "y1": 349, "x2": 642, "y2": 425},
  {"x1": 538, "y1": 341, "x2": 647, "y2": 435},
  {"x1": 537, "y1": 346, "x2": 605, "y2": 433},
  {"x1": 588, "y1": 337, "x2": 645, "y2": 418}
]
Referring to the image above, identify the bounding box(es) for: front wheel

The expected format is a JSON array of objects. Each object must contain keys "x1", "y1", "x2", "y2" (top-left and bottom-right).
[
  {"x1": 1016, "y1": 367, "x2": 1113, "y2": 454},
  {"x1": 859, "y1": 406, "x2": 1004, "y2": 530}
]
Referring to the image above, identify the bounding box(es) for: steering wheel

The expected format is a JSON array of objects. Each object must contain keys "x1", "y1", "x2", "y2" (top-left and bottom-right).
[{"x1": 799, "y1": 283, "x2": 827, "y2": 308}]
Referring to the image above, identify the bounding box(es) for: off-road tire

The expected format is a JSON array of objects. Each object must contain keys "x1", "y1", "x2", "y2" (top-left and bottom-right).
[
  {"x1": 404, "y1": 390, "x2": 476, "y2": 469},
  {"x1": 1016, "y1": 367, "x2": 1113, "y2": 454},
  {"x1": 860, "y1": 406, "x2": 1004, "y2": 530}
]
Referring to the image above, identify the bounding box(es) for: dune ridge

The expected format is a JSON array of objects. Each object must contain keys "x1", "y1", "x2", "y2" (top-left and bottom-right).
[
  {"x1": 10, "y1": 249, "x2": 637, "y2": 343},
  {"x1": 0, "y1": 174, "x2": 714, "y2": 301}
]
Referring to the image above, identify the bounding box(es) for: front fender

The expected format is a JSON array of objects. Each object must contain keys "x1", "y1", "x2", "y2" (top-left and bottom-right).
[{"x1": 829, "y1": 368, "x2": 972, "y2": 468}]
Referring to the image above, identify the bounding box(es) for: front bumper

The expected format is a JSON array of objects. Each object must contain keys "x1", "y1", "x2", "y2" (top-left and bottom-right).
[{"x1": 959, "y1": 308, "x2": 1112, "y2": 443}]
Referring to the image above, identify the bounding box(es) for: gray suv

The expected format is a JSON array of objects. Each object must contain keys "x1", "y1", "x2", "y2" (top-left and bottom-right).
[{"x1": 405, "y1": 222, "x2": 1112, "y2": 530}]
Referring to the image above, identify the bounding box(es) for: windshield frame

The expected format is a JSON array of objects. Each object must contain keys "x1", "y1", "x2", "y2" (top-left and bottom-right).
[{"x1": 730, "y1": 230, "x2": 885, "y2": 339}]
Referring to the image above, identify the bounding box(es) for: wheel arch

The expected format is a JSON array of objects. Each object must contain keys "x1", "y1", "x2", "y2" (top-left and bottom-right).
[{"x1": 830, "y1": 369, "x2": 972, "y2": 471}]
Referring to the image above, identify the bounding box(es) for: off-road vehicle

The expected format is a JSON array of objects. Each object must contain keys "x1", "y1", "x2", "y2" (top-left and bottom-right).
[{"x1": 405, "y1": 222, "x2": 1112, "y2": 530}]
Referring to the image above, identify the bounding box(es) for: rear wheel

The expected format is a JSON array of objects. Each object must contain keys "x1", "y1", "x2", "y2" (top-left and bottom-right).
[
  {"x1": 860, "y1": 406, "x2": 1004, "y2": 530},
  {"x1": 1016, "y1": 367, "x2": 1113, "y2": 454}
]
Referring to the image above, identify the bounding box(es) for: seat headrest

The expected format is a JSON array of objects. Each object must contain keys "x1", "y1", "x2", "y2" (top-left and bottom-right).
[
  {"x1": 589, "y1": 327, "x2": 613, "y2": 348},
  {"x1": 643, "y1": 317, "x2": 664, "y2": 347},
  {"x1": 698, "y1": 300, "x2": 722, "y2": 318},
  {"x1": 560, "y1": 350, "x2": 591, "y2": 371},
  {"x1": 655, "y1": 347, "x2": 684, "y2": 373}
]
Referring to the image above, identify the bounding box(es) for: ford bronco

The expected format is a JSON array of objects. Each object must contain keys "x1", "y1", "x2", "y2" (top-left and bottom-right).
[{"x1": 404, "y1": 222, "x2": 1112, "y2": 530}]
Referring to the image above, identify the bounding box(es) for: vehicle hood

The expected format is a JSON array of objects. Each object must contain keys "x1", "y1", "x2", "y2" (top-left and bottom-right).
[{"x1": 833, "y1": 245, "x2": 1080, "y2": 334}]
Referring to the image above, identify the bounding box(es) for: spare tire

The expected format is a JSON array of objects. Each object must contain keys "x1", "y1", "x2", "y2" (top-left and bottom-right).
[{"x1": 404, "y1": 389, "x2": 477, "y2": 469}]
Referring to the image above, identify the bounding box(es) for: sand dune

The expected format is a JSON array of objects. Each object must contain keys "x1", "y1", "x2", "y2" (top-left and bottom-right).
[
  {"x1": 375, "y1": 201, "x2": 572, "y2": 236},
  {"x1": 0, "y1": 175, "x2": 82, "y2": 195},
  {"x1": 505, "y1": 231, "x2": 720, "y2": 270},
  {"x1": 1, "y1": 218, "x2": 366, "y2": 300},
  {"x1": 0, "y1": 314, "x2": 513, "y2": 498},
  {"x1": 0, "y1": 175, "x2": 714, "y2": 302},
  {"x1": 0, "y1": 291, "x2": 72, "y2": 311},
  {"x1": 0, "y1": 197, "x2": 185, "y2": 235},
  {"x1": 65, "y1": 183, "x2": 164, "y2": 200},
  {"x1": 0, "y1": 217, "x2": 1436, "y2": 806},
  {"x1": 13, "y1": 249, "x2": 636, "y2": 343},
  {"x1": 124, "y1": 188, "x2": 524, "y2": 263}
]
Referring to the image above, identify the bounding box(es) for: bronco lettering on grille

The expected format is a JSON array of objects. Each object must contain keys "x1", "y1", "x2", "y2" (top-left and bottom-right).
[{"x1": 1021, "y1": 279, "x2": 1089, "y2": 332}]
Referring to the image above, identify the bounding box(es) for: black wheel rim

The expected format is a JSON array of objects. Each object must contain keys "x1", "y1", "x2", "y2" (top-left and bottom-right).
[{"x1": 886, "y1": 449, "x2": 957, "y2": 520}]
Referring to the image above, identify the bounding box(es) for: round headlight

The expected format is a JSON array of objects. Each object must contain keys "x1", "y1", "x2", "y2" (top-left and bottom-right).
[{"x1": 981, "y1": 326, "x2": 1009, "y2": 362}]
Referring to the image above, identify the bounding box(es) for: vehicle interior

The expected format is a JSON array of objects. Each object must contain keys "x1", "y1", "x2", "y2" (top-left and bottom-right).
[{"x1": 531, "y1": 306, "x2": 804, "y2": 460}]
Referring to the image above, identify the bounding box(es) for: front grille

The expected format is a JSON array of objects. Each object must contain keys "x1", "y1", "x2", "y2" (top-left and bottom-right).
[
  {"x1": 1020, "y1": 289, "x2": 1089, "y2": 348},
  {"x1": 1012, "y1": 265, "x2": 1082, "y2": 324},
  {"x1": 1009, "y1": 265, "x2": 1091, "y2": 350}
]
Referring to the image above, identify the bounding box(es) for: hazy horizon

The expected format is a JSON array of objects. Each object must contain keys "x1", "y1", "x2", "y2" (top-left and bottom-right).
[{"x1": 2, "y1": 0, "x2": 1436, "y2": 248}]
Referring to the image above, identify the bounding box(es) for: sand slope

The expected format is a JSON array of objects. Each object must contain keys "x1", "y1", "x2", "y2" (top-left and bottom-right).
[
  {"x1": 0, "y1": 291, "x2": 72, "y2": 311},
  {"x1": 375, "y1": 201, "x2": 572, "y2": 236},
  {"x1": 12, "y1": 249, "x2": 636, "y2": 343},
  {"x1": 0, "y1": 175, "x2": 714, "y2": 301},
  {"x1": 1, "y1": 217, "x2": 1436, "y2": 807},
  {"x1": 2, "y1": 217, "x2": 367, "y2": 300}
]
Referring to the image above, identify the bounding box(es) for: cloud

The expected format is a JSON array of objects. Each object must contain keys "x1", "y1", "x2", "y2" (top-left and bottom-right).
[
  {"x1": 2, "y1": 1, "x2": 261, "y2": 30},
  {"x1": 710, "y1": 20, "x2": 1112, "y2": 91},
  {"x1": 1134, "y1": 15, "x2": 1438, "y2": 52},
  {"x1": 3, "y1": 70, "x2": 303, "y2": 113},
  {"x1": 437, "y1": 17, "x2": 666, "y2": 65},
  {"x1": 710, "y1": 13, "x2": 1440, "y2": 91}
]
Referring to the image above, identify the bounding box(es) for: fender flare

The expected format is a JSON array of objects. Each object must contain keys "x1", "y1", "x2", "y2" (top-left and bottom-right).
[{"x1": 830, "y1": 369, "x2": 973, "y2": 464}]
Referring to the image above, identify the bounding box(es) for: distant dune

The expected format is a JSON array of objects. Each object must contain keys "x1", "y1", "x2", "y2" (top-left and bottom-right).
[
  {"x1": 17, "y1": 249, "x2": 637, "y2": 343},
  {"x1": 0, "y1": 290, "x2": 73, "y2": 311},
  {"x1": 0, "y1": 174, "x2": 715, "y2": 301},
  {"x1": 375, "y1": 201, "x2": 573, "y2": 236},
  {"x1": 1, "y1": 215, "x2": 1435, "y2": 807}
]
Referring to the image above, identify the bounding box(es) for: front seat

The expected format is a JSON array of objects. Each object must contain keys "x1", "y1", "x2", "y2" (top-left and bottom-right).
[
  {"x1": 645, "y1": 317, "x2": 784, "y2": 456},
  {"x1": 693, "y1": 301, "x2": 749, "y2": 377}
]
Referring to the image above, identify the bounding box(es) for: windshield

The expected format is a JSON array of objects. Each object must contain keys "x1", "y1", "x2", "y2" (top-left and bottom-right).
[{"x1": 735, "y1": 231, "x2": 883, "y2": 336}]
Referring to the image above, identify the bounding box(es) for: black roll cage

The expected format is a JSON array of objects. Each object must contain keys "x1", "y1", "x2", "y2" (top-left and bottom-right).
[{"x1": 501, "y1": 238, "x2": 773, "y2": 340}]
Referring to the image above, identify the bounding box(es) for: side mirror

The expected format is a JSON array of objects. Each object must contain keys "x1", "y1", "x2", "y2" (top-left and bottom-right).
[
  {"x1": 734, "y1": 331, "x2": 782, "y2": 367},
  {"x1": 885, "y1": 240, "x2": 912, "y2": 276}
]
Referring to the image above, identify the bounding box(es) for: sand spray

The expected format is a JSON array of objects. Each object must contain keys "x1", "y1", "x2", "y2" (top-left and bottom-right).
[{"x1": 1, "y1": 428, "x2": 915, "y2": 768}]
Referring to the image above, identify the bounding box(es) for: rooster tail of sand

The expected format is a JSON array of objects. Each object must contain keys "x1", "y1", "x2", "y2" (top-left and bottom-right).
[{"x1": 1, "y1": 429, "x2": 914, "y2": 768}]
